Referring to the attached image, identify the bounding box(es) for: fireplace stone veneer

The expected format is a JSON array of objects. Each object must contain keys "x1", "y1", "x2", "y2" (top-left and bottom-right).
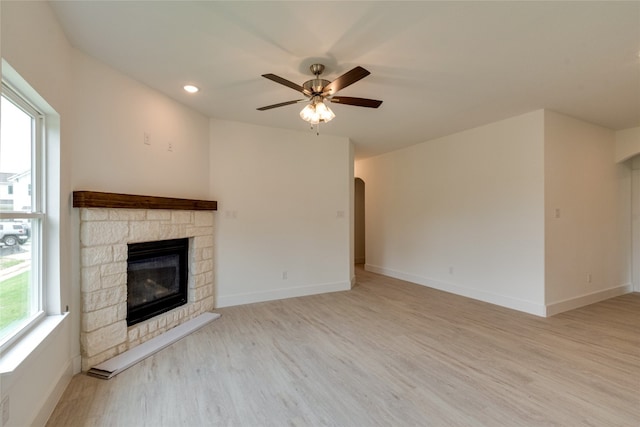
[{"x1": 78, "y1": 207, "x2": 215, "y2": 371}]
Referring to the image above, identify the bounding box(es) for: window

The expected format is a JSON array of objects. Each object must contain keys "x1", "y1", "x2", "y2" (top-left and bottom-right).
[{"x1": 0, "y1": 83, "x2": 45, "y2": 348}]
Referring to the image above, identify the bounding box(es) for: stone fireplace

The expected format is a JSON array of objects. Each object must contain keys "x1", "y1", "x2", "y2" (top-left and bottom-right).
[{"x1": 74, "y1": 191, "x2": 217, "y2": 371}]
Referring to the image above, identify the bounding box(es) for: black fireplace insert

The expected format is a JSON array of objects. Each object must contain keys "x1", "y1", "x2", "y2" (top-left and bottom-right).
[{"x1": 126, "y1": 238, "x2": 189, "y2": 326}]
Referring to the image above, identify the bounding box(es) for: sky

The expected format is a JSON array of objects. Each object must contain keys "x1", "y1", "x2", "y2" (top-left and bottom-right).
[{"x1": 1, "y1": 95, "x2": 32, "y2": 175}]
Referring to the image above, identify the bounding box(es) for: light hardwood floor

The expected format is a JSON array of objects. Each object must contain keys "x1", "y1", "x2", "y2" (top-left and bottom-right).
[{"x1": 47, "y1": 267, "x2": 640, "y2": 426}]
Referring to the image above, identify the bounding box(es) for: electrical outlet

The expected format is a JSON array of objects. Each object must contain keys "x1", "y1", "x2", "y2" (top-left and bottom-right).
[
  {"x1": 168, "y1": 142, "x2": 173, "y2": 152},
  {"x1": 282, "y1": 271, "x2": 288, "y2": 280},
  {"x1": 143, "y1": 132, "x2": 151, "y2": 145},
  {"x1": 449, "y1": 266, "x2": 454, "y2": 275},
  {"x1": 587, "y1": 273, "x2": 592, "y2": 283}
]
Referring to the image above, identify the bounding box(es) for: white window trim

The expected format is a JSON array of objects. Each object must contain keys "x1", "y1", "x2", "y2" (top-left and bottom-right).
[
  {"x1": 0, "y1": 83, "x2": 47, "y2": 351},
  {"x1": 0, "y1": 59, "x2": 64, "y2": 372}
]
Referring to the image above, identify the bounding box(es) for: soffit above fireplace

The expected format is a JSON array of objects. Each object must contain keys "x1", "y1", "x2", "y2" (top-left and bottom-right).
[{"x1": 73, "y1": 191, "x2": 217, "y2": 211}]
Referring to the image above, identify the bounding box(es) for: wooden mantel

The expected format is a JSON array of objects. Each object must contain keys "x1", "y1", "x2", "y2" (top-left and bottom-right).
[{"x1": 73, "y1": 191, "x2": 217, "y2": 211}]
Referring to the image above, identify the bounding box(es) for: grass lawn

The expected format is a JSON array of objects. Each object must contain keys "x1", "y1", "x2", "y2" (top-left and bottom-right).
[
  {"x1": 0, "y1": 259, "x2": 22, "y2": 269},
  {"x1": 0, "y1": 270, "x2": 30, "y2": 331}
]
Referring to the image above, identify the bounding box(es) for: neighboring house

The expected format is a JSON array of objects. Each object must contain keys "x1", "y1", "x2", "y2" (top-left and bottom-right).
[
  {"x1": 0, "y1": 170, "x2": 31, "y2": 211},
  {"x1": 8, "y1": 170, "x2": 32, "y2": 212},
  {"x1": 0, "y1": 171, "x2": 17, "y2": 210}
]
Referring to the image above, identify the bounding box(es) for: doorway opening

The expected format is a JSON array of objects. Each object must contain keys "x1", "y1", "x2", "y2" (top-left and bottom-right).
[{"x1": 355, "y1": 177, "x2": 365, "y2": 265}]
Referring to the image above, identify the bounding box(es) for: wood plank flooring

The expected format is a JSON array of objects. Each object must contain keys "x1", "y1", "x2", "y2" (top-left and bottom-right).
[{"x1": 47, "y1": 267, "x2": 640, "y2": 426}]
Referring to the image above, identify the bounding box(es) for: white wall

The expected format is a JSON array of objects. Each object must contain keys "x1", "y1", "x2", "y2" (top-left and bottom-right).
[
  {"x1": 0, "y1": 3, "x2": 632, "y2": 425},
  {"x1": 1, "y1": 2, "x2": 211, "y2": 426},
  {"x1": 1, "y1": 2, "x2": 73, "y2": 426},
  {"x1": 209, "y1": 119, "x2": 353, "y2": 307},
  {"x1": 2, "y1": 3, "x2": 351, "y2": 423},
  {"x1": 614, "y1": 126, "x2": 640, "y2": 162},
  {"x1": 356, "y1": 111, "x2": 546, "y2": 315},
  {"x1": 544, "y1": 111, "x2": 631, "y2": 314},
  {"x1": 71, "y1": 51, "x2": 210, "y2": 199}
]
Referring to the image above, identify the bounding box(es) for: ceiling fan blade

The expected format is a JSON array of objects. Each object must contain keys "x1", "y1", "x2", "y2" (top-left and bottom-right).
[
  {"x1": 329, "y1": 96, "x2": 382, "y2": 108},
  {"x1": 262, "y1": 74, "x2": 308, "y2": 94},
  {"x1": 322, "y1": 66, "x2": 371, "y2": 96},
  {"x1": 257, "y1": 99, "x2": 306, "y2": 111}
]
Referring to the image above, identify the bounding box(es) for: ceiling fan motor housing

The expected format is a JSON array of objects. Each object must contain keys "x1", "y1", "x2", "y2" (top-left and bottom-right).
[
  {"x1": 303, "y1": 79, "x2": 331, "y2": 95},
  {"x1": 309, "y1": 63, "x2": 325, "y2": 76},
  {"x1": 304, "y1": 64, "x2": 329, "y2": 95}
]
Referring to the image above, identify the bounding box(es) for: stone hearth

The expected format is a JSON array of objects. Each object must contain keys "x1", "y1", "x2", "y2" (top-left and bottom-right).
[{"x1": 78, "y1": 206, "x2": 215, "y2": 371}]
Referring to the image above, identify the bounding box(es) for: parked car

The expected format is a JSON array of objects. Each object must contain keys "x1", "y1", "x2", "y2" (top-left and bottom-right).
[
  {"x1": 18, "y1": 220, "x2": 31, "y2": 238},
  {"x1": 0, "y1": 221, "x2": 29, "y2": 246}
]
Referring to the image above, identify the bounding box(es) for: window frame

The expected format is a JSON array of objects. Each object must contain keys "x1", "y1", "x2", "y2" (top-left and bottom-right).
[{"x1": 0, "y1": 82, "x2": 47, "y2": 351}]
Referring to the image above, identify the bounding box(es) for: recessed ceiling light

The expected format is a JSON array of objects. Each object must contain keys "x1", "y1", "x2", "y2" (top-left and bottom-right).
[{"x1": 183, "y1": 85, "x2": 199, "y2": 93}]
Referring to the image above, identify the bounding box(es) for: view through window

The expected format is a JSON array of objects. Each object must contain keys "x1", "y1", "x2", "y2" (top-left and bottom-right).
[{"x1": 0, "y1": 86, "x2": 44, "y2": 346}]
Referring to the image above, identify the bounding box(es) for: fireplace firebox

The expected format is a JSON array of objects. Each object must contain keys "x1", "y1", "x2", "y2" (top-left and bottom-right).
[{"x1": 127, "y1": 238, "x2": 189, "y2": 326}]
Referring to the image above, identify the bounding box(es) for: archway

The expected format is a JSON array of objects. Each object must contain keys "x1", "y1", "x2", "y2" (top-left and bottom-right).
[{"x1": 354, "y1": 177, "x2": 365, "y2": 265}]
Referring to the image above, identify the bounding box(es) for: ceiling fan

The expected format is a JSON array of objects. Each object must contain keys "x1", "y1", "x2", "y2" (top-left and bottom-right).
[{"x1": 257, "y1": 64, "x2": 383, "y2": 128}]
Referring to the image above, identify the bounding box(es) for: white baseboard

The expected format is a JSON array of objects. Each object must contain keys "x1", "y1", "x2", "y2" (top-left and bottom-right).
[
  {"x1": 31, "y1": 359, "x2": 73, "y2": 427},
  {"x1": 217, "y1": 280, "x2": 351, "y2": 308},
  {"x1": 545, "y1": 283, "x2": 633, "y2": 316},
  {"x1": 72, "y1": 354, "x2": 82, "y2": 375},
  {"x1": 364, "y1": 264, "x2": 547, "y2": 317}
]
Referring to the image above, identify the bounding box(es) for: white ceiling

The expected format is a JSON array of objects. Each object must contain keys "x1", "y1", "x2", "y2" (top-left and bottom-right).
[{"x1": 50, "y1": 1, "x2": 640, "y2": 159}]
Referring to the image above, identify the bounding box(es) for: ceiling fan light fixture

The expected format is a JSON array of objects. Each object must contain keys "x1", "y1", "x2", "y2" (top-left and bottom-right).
[
  {"x1": 300, "y1": 99, "x2": 335, "y2": 124},
  {"x1": 300, "y1": 103, "x2": 318, "y2": 123},
  {"x1": 315, "y1": 101, "x2": 335, "y2": 122}
]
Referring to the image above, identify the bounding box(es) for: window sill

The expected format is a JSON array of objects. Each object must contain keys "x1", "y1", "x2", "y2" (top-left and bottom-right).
[{"x1": 0, "y1": 313, "x2": 68, "y2": 375}]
